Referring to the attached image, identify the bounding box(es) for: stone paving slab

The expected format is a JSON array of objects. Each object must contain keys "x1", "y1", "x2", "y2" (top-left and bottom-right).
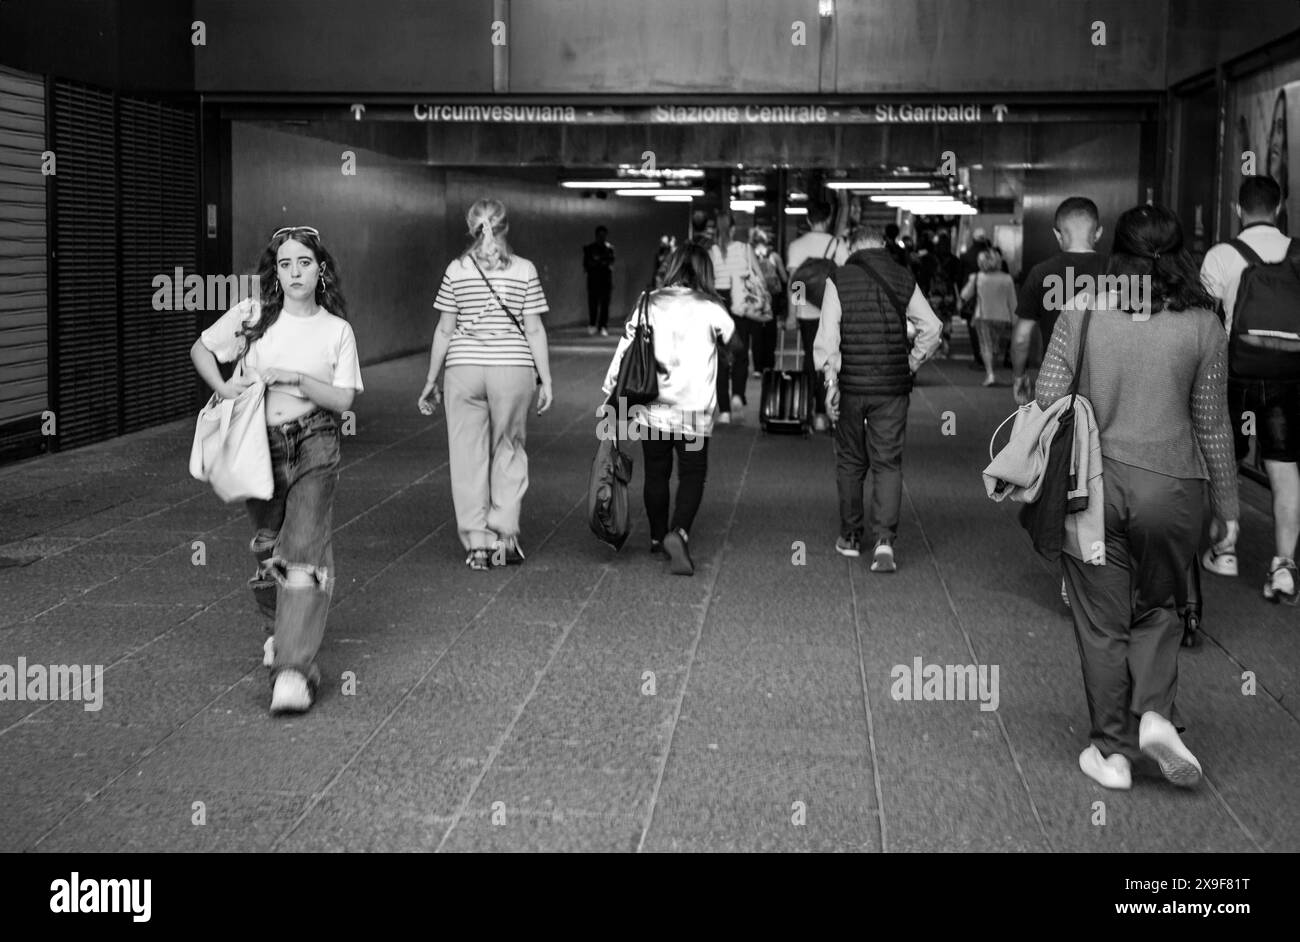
[{"x1": 0, "y1": 342, "x2": 1297, "y2": 852}]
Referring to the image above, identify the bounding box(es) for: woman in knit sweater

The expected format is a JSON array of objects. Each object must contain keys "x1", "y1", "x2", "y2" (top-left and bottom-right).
[{"x1": 1035, "y1": 204, "x2": 1239, "y2": 792}]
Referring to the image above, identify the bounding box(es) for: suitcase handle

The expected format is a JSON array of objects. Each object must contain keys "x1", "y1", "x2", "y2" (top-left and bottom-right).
[{"x1": 777, "y1": 323, "x2": 805, "y2": 372}]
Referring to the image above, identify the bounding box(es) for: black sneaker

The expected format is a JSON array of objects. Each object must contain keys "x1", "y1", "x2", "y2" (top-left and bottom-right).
[
  {"x1": 650, "y1": 540, "x2": 667, "y2": 558},
  {"x1": 662, "y1": 528, "x2": 694, "y2": 576}
]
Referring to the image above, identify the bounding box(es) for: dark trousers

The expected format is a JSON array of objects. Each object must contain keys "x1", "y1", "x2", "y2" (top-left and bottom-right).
[
  {"x1": 964, "y1": 311, "x2": 982, "y2": 365},
  {"x1": 754, "y1": 318, "x2": 778, "y2": 372},
  {"x1": 587, "y1": 278, "x2": 611, "y2": 329},
  {"x1": 717, "y1": 316, "x2": 750, "y2": 408},
  {"x1": 833, "y1": 392, "x2": 909, "y2": 543},
  {"x1": 1061, "y1": 457, "x2": 1204, "y2": 762},
  {"x1": 731, "y1": 318, "x2": 757, "y2": 401},
  {"x1": 797, "y1": 318, "x2": 826, "y2": 414},
  {"x1": 641, "y1": 436, "x2": 710, "y2": 541}
]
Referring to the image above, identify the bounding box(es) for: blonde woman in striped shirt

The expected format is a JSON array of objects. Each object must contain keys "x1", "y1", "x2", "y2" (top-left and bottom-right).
[{"x1": 418, "y1": 199, "x2": 553, "y2": 571}]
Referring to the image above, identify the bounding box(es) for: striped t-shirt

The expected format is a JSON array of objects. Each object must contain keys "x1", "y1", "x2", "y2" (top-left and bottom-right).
[{"x1": 435, "y1": 254, "x2": 548, "y2": 368}]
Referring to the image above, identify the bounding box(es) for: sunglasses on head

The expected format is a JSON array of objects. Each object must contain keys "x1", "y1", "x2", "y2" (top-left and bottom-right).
[{"x1": 273, "y1": 226, "x2": 320, "y2": 239}]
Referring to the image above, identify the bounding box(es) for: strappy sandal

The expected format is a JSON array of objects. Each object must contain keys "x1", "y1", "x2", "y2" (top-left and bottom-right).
[
  {"x1": 1200, "y1": 545, "x2": 1238, "y2": 577},
  {"x1": 1264, "y1": 558, "x2": 1299, "y2": 605},
  {"x1": 465, "y1": 548, "x2": 491, "y2": 572}
]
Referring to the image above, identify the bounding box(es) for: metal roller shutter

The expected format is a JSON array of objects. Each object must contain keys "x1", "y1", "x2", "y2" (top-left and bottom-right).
[
  {"x1": 52, "y1": 81, "x2": 119, "y2": 449},
  {"x1": 119, "y1": 98, "x2": 197, "y2": 434},
  {"x1": 50, "y1": 81, "x2": 198, "y2": 450},
  {"x1": 0, "y1": 66, "x2": 49, "y2": 455}
]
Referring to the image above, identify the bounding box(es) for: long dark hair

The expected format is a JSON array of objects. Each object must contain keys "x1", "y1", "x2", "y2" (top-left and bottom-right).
[
  {"x1": 1105, "y1": 204, "x2": 1214, "y2": 313},
  {"x1": 240, "y1": 228, "x2": 348, "y2": 345},
  {"x1": 657, "y1": 243, "x2": 726, "y2": 308}
]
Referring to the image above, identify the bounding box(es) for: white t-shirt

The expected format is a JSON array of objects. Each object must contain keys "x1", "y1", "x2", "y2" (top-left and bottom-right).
[
  {"x1": 1201, "y1": 223, "x2": 1293, "y2": 333},
  {"x1": 786, "y1": 231, "x2": 850, "y2": 320},
  {"x1": 200, "y1": 298, "x2": 364, "y2": 399},
  {"x1": 709, "y1": 240, "x2": 753, "y2": 292}
]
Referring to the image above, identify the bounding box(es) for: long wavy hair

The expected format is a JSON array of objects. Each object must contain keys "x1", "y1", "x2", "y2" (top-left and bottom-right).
[
  {"x1": 240, "y1": 227, "x2": 348, "y2": 345},
  {"x1": 658, "y1": 242, "x2": 726, "y2": 309},
  {"x1": 1104, "y1": 204, "x2": 1214, "y2": 313},
  {"x1": 460, "y1": 198, "x2": 513, "y2": 272}
]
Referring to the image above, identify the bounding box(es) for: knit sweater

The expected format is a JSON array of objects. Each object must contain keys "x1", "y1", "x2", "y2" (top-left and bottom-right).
[{"x1": 1035, "y1": 304, "x2": 1239, "y2": 522}]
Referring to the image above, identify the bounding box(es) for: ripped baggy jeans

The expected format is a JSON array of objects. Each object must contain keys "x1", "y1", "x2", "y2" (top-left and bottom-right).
[{"x1": 246, "y1": 409, "x2": 340, "y2": 690}]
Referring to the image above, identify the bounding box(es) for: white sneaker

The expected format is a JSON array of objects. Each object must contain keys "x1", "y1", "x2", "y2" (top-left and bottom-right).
[
  {"x1": 1139, "y1": 712, "x2": 1202, "y2": 787},
  {"x1": 270, "y1": 669, "x2": 312, "y2": 715},
  {"x1": 262, "y1": 636, "x2": 275, "y2": 668},
  {"x1": 870, "y1": 541, "x2": 896, "y2": 573},
  {"x1": 1264, "y1": 556, "x2": 1298, "y2": 604},
  {"x1": 730, "y1": 394, "x2": 744, "y2": 411},
  {"x1": 1078, "y1": 745, "x2": 1132, "y2": 790},
  {"x1": 599, "y1": 328, "x2": 609, "y2": 337},
  {"x1": 716, "y1": 412, "x2": 731, "y2": 425}
]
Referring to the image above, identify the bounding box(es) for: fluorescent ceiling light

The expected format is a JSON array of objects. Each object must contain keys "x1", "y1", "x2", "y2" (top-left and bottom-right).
[
  {"x1": 826, "y1": 181, "x2": 938, "y2": 191},
  {"x1": 730, "y1": 199, "x2": 766, "y2": 211},
  {"x1": 561, "y1": 180, "x2": 659, "y2": 189},
  {"x1": 616, "y1": 188, "x2": 704, "y2": 197},
  {"x1": 654, "y1": 194, "x2": 694, "y2": 202},
  {"x1": 788, "y1": 192, "x2": 808, "y2": 201},
  {"x1": 736, "y1": 184, "x2": 766, "y2": 194},
  {"x1": 784, "y1": 206, "x2": 808, "y2": 215},
  {"x1": 874, "y1": 194, "x2": 951, "y2": 203}
]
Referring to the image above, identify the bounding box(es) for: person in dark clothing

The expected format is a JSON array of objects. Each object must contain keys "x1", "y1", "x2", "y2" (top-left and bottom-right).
[
  {"x1": 1012, "y1": 197, "x2": 1105, "y2": 405},
  {"x1": 959, "y1": 229, "x2": 994, "y2": 368},
  {"x1": 583, "y1": 226, "x2": 616, "y2": 336},
  {"x1": 920, "y1": 232, "x2": 962, "y2": 357},
  {"x1": 813, "y1": 226, "x2": 944, "y2": 572}
]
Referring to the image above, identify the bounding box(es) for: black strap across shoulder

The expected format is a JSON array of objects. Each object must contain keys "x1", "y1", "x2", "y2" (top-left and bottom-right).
[
  {"x1": 1229, "y1": 238, "x2": 1265, "y2": 268},
  {"x1": 850, "y1": 257, "x2": 908, "y2": 323},
  {"x1": 1068, "y1": 307, "x2": 1093, "y2": 405},
  {"x1": 468, "y1": 255, "x2": 526, "y2": 338}
]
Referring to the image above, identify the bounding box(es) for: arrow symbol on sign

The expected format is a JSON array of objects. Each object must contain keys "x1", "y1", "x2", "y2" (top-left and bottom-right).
[
  {"x1": 351, "y1": 103, "x2": 366, "y2": 121},
  {"x1": 992, "y1": 104, "x2": 1008, "y2": 123}
]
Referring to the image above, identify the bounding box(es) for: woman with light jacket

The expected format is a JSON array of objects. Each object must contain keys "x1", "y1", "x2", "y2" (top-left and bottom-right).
[
  {"x1": 1035, "y1": 204, "x2": 1239, "y2": 792},
  {"x1": 602, "y1": 243, "x2": 735, "y2": 576}
]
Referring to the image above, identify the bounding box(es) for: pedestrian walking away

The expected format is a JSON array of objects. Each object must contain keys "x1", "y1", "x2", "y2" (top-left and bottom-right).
[
  {"x1": 1038, "y1": 203, "x2": 1239, "y2": 792},
  {"x1": 814, "y1": 225, "x2": 944, "y2": 571},
  {"x1": 190, "y1": 225, "x2": 364, "y2": 716},
  {"x1": 419, "y1": 199, "x2": 554, "y2": 571},
  {"x1": 601, "y1": 243, "x2": 735, "y2": 576},
  {"x1": 961, "y1": 249, "x2": 1017, "y2": 387},
  {"x1": 1200, "y1": 174, "x2": 1300, "y2": 604}
]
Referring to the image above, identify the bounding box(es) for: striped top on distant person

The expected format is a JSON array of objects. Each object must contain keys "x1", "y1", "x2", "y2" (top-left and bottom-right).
[{"x1": 434, "y1": 254, "x2": 548, "y2": 368}]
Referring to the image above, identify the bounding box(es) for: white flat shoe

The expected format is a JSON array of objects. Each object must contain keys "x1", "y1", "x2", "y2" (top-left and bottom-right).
[
  {"x1": 1139, "y1": 712, "x2": 1202, "y2": 788},
  {"x1": 1079, "y1": 744, "x2": 1132, "y2": 790}
]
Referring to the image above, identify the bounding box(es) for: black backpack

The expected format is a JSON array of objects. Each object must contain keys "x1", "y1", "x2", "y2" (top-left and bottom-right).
[
  {"x1": 789, "y1": 237, "x2": 840, "y2": 309},
  {"x1": 1229, "y1": 238, "x2": 1300, "y2": 381}
]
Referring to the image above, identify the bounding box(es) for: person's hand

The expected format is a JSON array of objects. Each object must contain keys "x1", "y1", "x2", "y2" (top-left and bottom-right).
[
  {"x1": 1012, "y1": 374, "x2": 1033, "y2": 407},
  {"x1": 536, "y1": 380, "x2": 553, "y2": 415},
  {"x1": 218, "y1": 374, "x2": 254, "y2": 400},
  {"x1": 824, "y1": 383, "x2": 840, "y2": 424},
  {"x1": 417, "y1": 379, "x2": 441, "y2": 415}
]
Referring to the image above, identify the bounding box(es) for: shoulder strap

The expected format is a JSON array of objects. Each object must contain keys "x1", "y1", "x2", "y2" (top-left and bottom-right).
[
  {"x1": 852, "y1": 257, "x2": 907, "y2": 321},
  {"x1": 822, "y1": 236, "x2": 838, "y2": 260},
  {"x1": 468, "y1": 255, "x2": 526, "y2": 338},
  {"x1": 1230, "y1": 238, "x2": 1265, "y2": 268}
]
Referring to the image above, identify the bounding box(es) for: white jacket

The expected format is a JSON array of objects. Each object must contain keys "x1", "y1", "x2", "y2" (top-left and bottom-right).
[{"x1": 602, "y1": 287, "x2": 736, "y2": 437}]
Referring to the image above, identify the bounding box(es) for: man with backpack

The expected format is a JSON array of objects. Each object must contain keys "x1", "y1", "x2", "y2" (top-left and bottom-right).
[
  {"x1": 787, "y1": 202, "x2": 850, "y2": 431},
  {"x1": 1201, "y1": 175, "x2": 1300, "y2": 604},
  {"x1": 813, "y1": 225, "x2": 944, "y2": 570}
]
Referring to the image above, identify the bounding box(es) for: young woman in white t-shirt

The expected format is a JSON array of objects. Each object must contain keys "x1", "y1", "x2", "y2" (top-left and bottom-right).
[
  {"x1": 418, "y1": 199, "x2": 553, "y2": 571},
  {"x1": 190, "y1": 226, "x2": 364, "y2": 716}
]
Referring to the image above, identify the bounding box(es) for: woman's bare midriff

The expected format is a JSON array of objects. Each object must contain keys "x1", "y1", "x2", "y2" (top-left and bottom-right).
[{"x1": 265, "y1": 387, "x2": 318, "y2": 425}]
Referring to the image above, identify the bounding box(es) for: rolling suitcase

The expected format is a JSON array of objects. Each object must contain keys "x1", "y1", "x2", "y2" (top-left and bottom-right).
[{"x1": 759, "y1": 327, "x2": 813, "y2": 435}]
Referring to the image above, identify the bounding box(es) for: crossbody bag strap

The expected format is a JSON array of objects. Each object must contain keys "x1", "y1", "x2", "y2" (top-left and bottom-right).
[
  {"x1": 1229, "y1": 238, "x2": 1264, "y2": 268},
  {"x1": 852, "y1": 258, "x2": 908, "y2": 324},
  {"x1": 468, "y1": 255, "x2": 527, "y2": 338}
]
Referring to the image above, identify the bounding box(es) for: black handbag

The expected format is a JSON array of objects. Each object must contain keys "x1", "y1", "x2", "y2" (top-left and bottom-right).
[
  {"x1": 615, "y1": 289, "x2": 659, "y2": 406},
  {"x1": 1017, "y1": 307, "x2": 1093, "y2": 562}
]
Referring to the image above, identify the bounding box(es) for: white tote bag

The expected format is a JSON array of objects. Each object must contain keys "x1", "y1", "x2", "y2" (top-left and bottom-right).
[{"x1": 189, "y1": 378, "x2": 274, "y2": 502}]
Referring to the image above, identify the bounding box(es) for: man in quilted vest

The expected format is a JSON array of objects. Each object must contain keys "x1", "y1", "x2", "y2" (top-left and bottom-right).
[{"x1": 813, "y1": 226, "x2": 944, "y2": 570}]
